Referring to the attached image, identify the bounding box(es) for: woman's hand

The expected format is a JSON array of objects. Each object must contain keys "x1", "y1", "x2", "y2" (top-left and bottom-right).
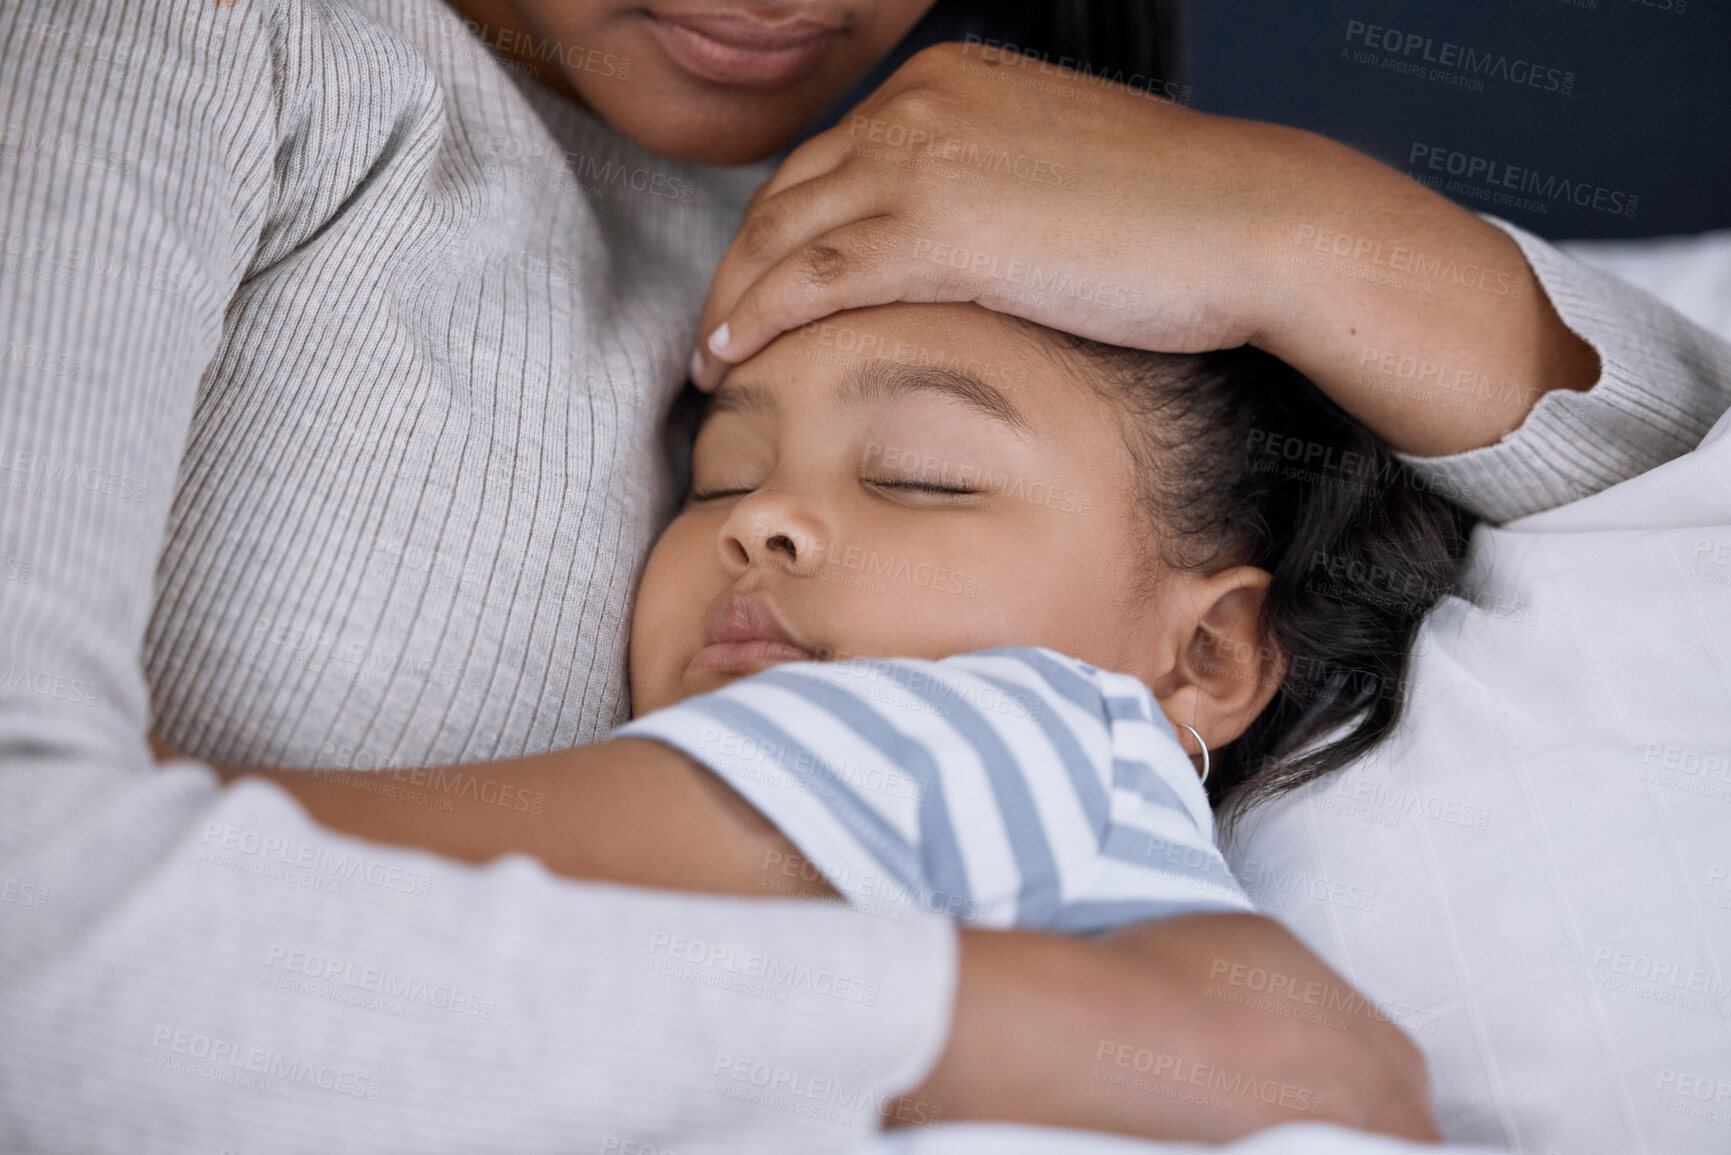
[
  {"x1": 904, "y1": 914, "x2": 1441, "y2": 1144},
  {"x1": 692, "y1": 41, "x2": 1270, "y2": 369},
  {"x1": 692, "y1": 40, "x2": 1596, "y2": 458}
]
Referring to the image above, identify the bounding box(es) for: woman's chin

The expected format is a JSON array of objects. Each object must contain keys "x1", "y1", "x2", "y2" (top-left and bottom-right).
[{"x1": 599, "y1": 103, "x2": 811, "y2": 165}]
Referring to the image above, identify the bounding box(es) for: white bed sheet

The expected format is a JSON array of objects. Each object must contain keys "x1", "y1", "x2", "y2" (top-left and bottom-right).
[
  {"x1": 1219, "y1": 235, "x2": 1731, "y2": 1154},
  {"x1": 850, "y1": 1120, "x2": 1506, "y2": 1155}
]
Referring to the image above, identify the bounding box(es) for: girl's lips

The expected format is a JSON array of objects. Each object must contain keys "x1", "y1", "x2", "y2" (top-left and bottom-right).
[
  {"x1": 691, "y1": 591, "x2": 817, "y2": 676},
  {"x1": 688, "y1": 637, "x2": 816, "y2": 673},
  {"x1": 645, "y1": 11, "x2": 840, "y2": 88}
]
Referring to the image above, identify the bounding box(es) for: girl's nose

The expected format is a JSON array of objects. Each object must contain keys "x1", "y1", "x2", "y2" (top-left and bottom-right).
[{"x1": 719, "y1": 489, "x2": 830, "y2": 576}]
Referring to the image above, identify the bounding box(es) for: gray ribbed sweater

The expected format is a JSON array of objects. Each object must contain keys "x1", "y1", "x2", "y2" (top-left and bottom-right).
[{"x1": 0, "y1": 0, "x2": 1727, "y2": 1152}]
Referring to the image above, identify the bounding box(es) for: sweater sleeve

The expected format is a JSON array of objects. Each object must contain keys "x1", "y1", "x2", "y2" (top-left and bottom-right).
[
  {"x1": 1396, "y1": 216, "x2": 1731, "y2": 523},
  {"x1": 0, "y1": 4, "x2": 954, "y2": 1154}
]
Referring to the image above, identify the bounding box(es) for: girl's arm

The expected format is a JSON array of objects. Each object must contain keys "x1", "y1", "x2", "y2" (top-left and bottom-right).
[{"x1": 206, "y1": 738, "x2": 832, "y2": 899}]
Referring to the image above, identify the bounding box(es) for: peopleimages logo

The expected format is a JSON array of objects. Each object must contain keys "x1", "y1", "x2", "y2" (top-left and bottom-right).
[
  {"x1": 263, "y1": 946, "x2": 497, "y2": 1019},
  {"x1": 0, "y1": 228, "x2": 206, "y2": 296},
  {"x1": 1343, "y1": 19, "x2": 1575, "y2": 95},
  {"x1": 1092, "y1": 1040, "x2": 1327, "y2": 1114},
  {"x1": 149, "y1": 1026, "x2": 382, "y2": 1101},
  {"x1": 0, "y1": 445, "x2": 149, "y2": 502},
  {"x1": 648, "y1": 933, "x2": 880, "y2": 1006},
  {"x1": 709, "y1": 1053, "x2": 944, "y2": 1126},
  {"x1": 1410, "y1": 143, "x2": 1638, "y2": 219},
  {"x1": 199, "y1": 822, "x2": 433, "y2": 897}
]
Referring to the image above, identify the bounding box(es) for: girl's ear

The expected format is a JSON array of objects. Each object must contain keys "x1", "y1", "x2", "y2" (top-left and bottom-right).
[{"x1": 1149, "y1": 566, "x2": 1285, "y2": 755}]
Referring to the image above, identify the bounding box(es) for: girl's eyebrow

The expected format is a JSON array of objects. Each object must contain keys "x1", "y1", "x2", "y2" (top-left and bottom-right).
[
  {"x1": 841, "y1": 361, "x2": 1031, "y2": 434},
  {"x1": 706, "y1": 380, "x2": 780, "y2": 421},
  {"x1": 707, "y1": 360, "x2": 1032, "y2": 434}
]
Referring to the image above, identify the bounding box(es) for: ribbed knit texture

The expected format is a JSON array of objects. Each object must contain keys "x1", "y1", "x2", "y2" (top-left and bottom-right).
[
  {"x1": 2, "y1": 0, "x2": 1728, "y2": 1151},
  {"x1": 1401, "y1": 217, "x2": 1731, "y2": 522},
  {"x1": 130, "y1": 0, "x2": 763, "y2": 766},
  {"x1": 0, "y1": 2, "x2": 954, "y2": 1152}
]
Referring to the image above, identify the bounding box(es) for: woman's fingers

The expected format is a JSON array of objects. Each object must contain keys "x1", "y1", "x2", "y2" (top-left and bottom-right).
[
  {"x1": 693, "y1": 163, "x2": 893, "y2": 388},
  {"x1": 691, "y1": 60, "x2": 988, "y2": 388},
  {"x1": 687, "y1": 133, "x2": 853, "y2": 389},
  {"x1": 688, "y1": 40, "x2": 1276, "y2": 389},
  {"x1": 741, "y1": 122, "x2": 853, "y2": 212},
  {"x1": 700, "y1": 216, "x2": 972, "y2": 380}
]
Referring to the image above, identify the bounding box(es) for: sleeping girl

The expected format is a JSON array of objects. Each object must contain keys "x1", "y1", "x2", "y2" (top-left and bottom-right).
[
  {"x1": 617, "y1": 298, "x2": 1468, "y2": 936},
  {"x1": 202, "y1": 298, "x2": 1460, "y2": 1141}
]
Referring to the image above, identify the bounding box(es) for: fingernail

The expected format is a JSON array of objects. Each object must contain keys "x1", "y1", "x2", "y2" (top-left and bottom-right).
[
  {"x1": 706, "y1": 322, "x2": 730, "y2": 356},
  {"x1": 688, "y1": 349, "x2": 704, "y2": 384}
]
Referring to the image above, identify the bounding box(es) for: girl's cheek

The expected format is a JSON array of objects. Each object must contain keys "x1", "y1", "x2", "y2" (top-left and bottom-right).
[{"x1": 634, "y1": 537, "x2": 700, "y2": 644}]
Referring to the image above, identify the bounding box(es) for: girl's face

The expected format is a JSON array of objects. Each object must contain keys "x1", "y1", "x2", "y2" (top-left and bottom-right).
[
  {"x1": 451, "y1": 0, "x2": 938, "y2": 163},
  {"x1": 629, "y1": 303, "x2": 1279, "y2": 731}
]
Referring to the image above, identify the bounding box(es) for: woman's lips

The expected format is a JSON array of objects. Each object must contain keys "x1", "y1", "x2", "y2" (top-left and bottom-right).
[{"x1": 645, "y1": 10, "x2": 841, "y2": 88}]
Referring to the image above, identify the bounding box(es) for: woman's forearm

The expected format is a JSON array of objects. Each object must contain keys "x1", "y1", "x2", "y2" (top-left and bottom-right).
[
  {"x1": 689, "y1": 44, "x2": 1596, "y2": 461},
  {"x1": 205, "y1": 745, "x2": 1436, "y2": 1142},
  {"x1": 1241, "y1": 122, "x2": 1599, "y2": 457}
]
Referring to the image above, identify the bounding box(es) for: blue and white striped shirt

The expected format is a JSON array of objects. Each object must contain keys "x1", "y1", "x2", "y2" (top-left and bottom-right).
[{"x1": 616, "y1": 647, "x2": 1251, "y2": 932}]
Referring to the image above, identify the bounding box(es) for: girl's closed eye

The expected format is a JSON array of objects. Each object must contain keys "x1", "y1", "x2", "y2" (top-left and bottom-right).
[
  {"x1": 688, "y1": 483, "x2": 754, "y2": 502},
  {"x1": 863, "y1": 476, "x2": 986, "y2": 505},
  {"x1": 690, "y1": 477, "x2": 986, "y2": 504}
]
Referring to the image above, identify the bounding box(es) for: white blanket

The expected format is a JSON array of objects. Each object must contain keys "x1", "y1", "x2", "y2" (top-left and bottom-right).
[{"x1": 853, "y1": 1121, "x2": 1506, "y2": 1155}]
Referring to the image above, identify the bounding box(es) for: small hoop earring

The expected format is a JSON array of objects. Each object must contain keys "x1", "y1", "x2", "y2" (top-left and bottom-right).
[{"x1": 1179, "y1": 723, "x2": 1210, "y2": 786}]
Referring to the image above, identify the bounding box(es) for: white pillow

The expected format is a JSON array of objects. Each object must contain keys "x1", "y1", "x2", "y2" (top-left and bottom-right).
[
  {"x1": 1226, "y1": 403, "x2": 1731, "y2": 1151},
  {"x1": 1561, "y1": 231, "x2": 1731, "y2": 345}
]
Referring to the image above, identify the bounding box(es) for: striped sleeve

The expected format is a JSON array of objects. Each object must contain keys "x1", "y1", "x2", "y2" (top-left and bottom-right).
[{"x1": 615, "y1": 647, "x2": 1251, "y2": 933}]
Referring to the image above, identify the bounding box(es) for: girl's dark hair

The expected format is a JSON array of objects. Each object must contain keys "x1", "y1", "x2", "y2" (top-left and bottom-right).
[{"x1": 1057, "y1": 339, "x2": 1476, "y2": 828}]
